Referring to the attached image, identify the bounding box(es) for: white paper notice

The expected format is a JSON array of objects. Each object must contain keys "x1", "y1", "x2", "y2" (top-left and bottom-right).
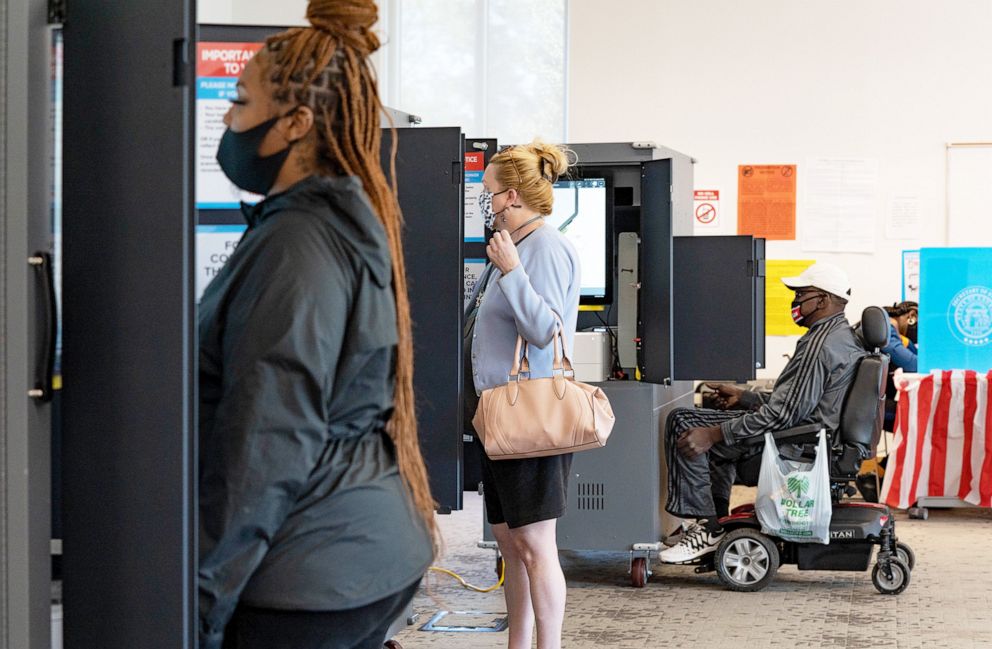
[
  {"x1": 902, "y1": 250, "x2": 920, "y2": 302},
  {"x1": 464, "y1": 258, "x2": 487, "y2": 308},
  {"x1": 885, "y1": 194, "x2": 922, "y2": 240},
  {"x1": 693, "y1": 189, "x2": 720, "y2": 230},
  {"x1": 196, "y1": 225, "x2": 247, "y2": 300},
  {"x1": 801, "y1": 158, "x2": 878, "y2": 253}
]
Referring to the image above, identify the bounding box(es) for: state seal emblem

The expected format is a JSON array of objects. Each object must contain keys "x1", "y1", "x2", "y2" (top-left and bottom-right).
[{"x1": 948, "y1": 286, "x2": 992, "y2": 347}]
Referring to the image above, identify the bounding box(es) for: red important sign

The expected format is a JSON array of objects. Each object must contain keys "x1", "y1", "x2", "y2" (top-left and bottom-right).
[
  {"x1": 197, "y1": 42, "x2": 264, "y2": 78},
  {"x1": 464, "y1": 152, "x2": 485, "y2": 172}
]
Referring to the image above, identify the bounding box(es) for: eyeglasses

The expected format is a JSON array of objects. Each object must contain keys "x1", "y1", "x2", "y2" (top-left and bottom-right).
[{"x1": 795, "y1": 290, "x2": 826, "y2": 300}]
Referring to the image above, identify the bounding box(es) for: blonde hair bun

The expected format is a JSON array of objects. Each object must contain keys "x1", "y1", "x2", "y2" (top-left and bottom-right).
[
  {"x1": 523, "y1": 138, "x2": 574, "y2": 183},
  {"x1": 306, "y1": 0, "x2": 381, "y2": 55},
  {"x1": 490, "y1": 138, "x2": 577, "y2": 215}
]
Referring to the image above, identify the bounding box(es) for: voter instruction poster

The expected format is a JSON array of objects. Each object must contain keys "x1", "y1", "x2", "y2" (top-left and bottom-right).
[{"x1": 196, "y1": 42, "x2": 264, "y2": 209}]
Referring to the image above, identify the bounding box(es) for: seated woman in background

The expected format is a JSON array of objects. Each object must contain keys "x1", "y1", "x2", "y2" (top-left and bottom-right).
[
  {"x1": 882, "y1": 300, "x2": 918, "y2": 373},
  {"x1": 878, "y1": 300, "x2": 918, "y2": 433}
]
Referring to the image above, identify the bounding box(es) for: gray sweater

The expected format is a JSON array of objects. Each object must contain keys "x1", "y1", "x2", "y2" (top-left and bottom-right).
[{"x1": 471, "y1": 224, "x2": 581, "y2": 393}]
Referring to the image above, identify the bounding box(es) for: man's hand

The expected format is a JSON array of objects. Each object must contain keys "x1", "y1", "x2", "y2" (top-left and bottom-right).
[
  {"x1": 487, "y1": 229, "x2": 521, "y2": 275},
  {"x1": 677, "y1": 426, "x2": 724, "y2": 459},
  {"x1": 705, "y1": 383, "x2": 745, "y2": 410}
]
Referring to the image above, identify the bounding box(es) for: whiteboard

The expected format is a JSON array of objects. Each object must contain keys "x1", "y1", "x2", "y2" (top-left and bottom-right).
[{"x1": 947, "y1": 144, "x2": 992, "y2": 246}]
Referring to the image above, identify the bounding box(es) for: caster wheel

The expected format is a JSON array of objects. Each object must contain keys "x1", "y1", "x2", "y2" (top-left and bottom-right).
[
  {"x1": 908, "y1": 506, "x2": 929, "y2": 520},
  {"x1": 715, "y1": 528, "x2": 779, "y2": 592},
  {"x1": 495, "y1": 556, "x2": 504, "y2": 579},
  {"x1": 384, "y1": 641, "x2": 403, "y2": 649},
  {"x1": 895, "y1": 542, "x2": 916, "y2": 571},
  {"x1": 630, "y1": 557, "x2": 648, "y2": 588},
  {"x1": 872, "y1": 557, "x2": 910, "y2": 595}
]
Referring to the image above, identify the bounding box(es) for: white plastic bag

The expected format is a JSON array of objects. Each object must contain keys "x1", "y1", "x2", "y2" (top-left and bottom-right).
[{"x1": 755, "y1": 429, "x2": 831, "y2": 544}]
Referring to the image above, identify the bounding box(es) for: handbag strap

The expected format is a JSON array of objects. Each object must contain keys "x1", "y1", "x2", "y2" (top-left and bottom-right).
[{"x1": 512, "y1": 312, "x2": 575, "y2": 377}]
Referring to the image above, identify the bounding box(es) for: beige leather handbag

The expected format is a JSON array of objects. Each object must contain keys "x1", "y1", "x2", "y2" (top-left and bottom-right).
[{"x1": 472, "y1": 318, "x2": 615, "y2": 460}]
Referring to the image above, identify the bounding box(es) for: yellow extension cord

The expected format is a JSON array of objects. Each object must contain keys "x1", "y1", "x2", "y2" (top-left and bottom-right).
[{"x1": 428, "y1": 561, "x2": 505, "y2": 593}]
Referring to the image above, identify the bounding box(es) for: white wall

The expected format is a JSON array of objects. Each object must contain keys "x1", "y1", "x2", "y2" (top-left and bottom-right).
[
  {"x1": 198, "y1": 0, "x2": 308, "y2": 26},
  {"x1": 568, "y1": 0, "x2": 992, "y2": 376}
]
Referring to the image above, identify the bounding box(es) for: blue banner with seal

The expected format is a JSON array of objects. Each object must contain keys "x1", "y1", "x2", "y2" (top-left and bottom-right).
[{"x1": 919, "y1": 248, "x2": 992, "y2": 372}]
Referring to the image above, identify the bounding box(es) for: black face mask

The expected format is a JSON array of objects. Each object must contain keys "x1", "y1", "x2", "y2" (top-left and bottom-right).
[
  {"x1": 790, "y1": 295, "x2": 821, "y2": 327},
  {"x1": 216, "y1": 110, "x2": 297, "y2": 196}
]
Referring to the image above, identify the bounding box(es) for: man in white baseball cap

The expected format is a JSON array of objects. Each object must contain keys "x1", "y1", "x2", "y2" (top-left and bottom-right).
[
  {"x1": 781, "y1": 262, "x2": 852, "y2": 326},
  {"x1": 659, "y1": 260, "x2": 865, "y2": 564}
]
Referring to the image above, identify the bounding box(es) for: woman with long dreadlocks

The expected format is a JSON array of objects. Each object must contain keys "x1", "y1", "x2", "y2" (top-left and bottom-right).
[{"x1": 197, "y1": 2, "x2": 436, "y2": 647}]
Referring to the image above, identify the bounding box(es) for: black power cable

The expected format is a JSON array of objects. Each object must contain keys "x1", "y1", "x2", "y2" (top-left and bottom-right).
[{"x1": 592, "y1": 303, "x2": 626, "y2": 379}]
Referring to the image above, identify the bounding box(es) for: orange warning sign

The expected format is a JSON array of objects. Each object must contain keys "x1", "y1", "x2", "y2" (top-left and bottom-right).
[{"x1": 737, "y1": 165, "x2": 796, "y2": 240}]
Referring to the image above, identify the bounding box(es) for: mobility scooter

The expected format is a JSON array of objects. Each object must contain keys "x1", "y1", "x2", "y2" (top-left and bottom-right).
[{"x1": 667, "y1": 306, "x2": 914, "y2": 595}]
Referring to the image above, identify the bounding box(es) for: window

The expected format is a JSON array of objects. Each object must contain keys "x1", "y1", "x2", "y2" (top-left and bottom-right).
[{"x1": 379, "y1": 0, "x2": 567, "y2": 144}]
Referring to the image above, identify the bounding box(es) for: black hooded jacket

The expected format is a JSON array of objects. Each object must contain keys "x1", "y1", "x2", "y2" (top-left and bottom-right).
[{"x1": 197, "y1": 175, "x2": 432, "y2": 649}]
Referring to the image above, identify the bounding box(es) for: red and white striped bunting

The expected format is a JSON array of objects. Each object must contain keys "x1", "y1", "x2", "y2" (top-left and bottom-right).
[{"x1": 881, "y1": 369, "x2": 992, "y2": 509}]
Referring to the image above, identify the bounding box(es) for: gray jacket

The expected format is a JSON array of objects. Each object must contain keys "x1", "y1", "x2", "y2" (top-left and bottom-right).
[
  {"x1": 721, "y1": 312, "x2": 866, "y2": 444},
  {"x1": 197, "y1": 176, "x2": 432, "y2": 649}
]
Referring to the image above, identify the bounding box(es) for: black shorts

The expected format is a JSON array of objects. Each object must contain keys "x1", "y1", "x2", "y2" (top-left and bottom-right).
[{"x1": 481, "y1": 451, "x2": 573, "y2": 529}]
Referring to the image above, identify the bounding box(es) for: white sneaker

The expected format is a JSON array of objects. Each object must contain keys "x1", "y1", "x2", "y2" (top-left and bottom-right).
[
  {"x1": 662, "y1": 521, "x2": 690, "y2": 548},
  {"x1": 658, "y1": 523, "x2": 724, "y2": 564}
]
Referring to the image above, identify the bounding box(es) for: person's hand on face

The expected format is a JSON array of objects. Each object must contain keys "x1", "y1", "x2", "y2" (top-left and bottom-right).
[
  {"x1": 677, "y1": 426, "x2": 723, "y2": 459},
  {"x1": 487, "y1": 229, "x2": 521, "y2": 275}
]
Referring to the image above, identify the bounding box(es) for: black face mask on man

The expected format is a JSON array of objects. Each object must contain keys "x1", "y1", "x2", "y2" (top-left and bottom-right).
[
  {"x1": 790, "y1": 294, "x2": 822, "y2": 327},
  {"x1": 216, "y1": 108, "x2": 299, "y2": 196}
]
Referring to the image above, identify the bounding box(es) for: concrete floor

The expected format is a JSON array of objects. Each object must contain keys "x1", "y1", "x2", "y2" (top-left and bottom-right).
[{"x1": 392, "y1": 490, "x2": 992, "y2": 649}]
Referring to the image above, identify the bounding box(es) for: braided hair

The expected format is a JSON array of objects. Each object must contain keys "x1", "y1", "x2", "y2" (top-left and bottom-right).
[
  {"x1": 885, "y1": 301, "x2": 918, "y2": 318},
  {"x1": 259, "y1": 0, "x2": 438, "y2": 550}
]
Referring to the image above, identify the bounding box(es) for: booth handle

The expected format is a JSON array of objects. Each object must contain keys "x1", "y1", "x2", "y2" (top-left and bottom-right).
[{"x1": 28, "y1": 252, "x2": 57, "y2": 402}]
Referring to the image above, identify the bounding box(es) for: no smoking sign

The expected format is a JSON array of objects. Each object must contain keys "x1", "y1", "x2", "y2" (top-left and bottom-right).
[{"x1": 693, "y1": 189, "x2": 720, "y2": 228}]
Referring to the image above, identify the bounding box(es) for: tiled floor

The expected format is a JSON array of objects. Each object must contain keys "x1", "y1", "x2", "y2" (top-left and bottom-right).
[{"x1": 392, "y1": 490, "x2": 992, "y2": 648}]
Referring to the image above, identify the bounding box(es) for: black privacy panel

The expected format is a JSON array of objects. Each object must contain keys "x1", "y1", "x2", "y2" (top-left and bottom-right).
[
  {"x1": 638, "y1": 159, "x2": 674, "y2": 383},
  {"x1": 673, "y1": 235, "x2": 764, "y2": 382},
  {"x1": 381, "y1": 127, "x2": 464, "y2": 511}
]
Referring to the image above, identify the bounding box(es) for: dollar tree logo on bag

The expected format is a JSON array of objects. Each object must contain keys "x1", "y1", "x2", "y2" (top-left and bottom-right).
[
  {"x1": 780, "y1": 475, "x2": 815, "y2": 514},
  {"x1": 788, "y1": 476, "x2": 809, "y2": 499}
]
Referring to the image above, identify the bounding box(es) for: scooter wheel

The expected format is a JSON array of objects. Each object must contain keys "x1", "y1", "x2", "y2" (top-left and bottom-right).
[
  {"x1": 715, "y1": 528, "x2": 779, "y2": 592},
  {"x1": 895, "y1": 542, "x2": 916, "y2": 571},
  {"x1": 872, "y1": 557, "x2": 911, "y2": 595}
]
